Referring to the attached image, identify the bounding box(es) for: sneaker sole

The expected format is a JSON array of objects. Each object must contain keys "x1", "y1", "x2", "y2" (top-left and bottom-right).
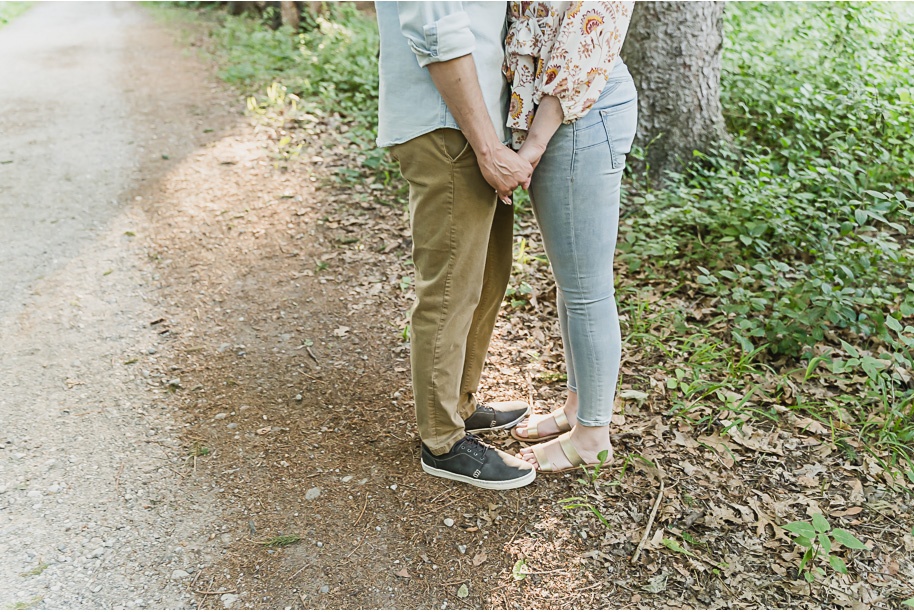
[
  {"x1": 420, "y1": 460, "x2": 536, "y2": 490},
  {"x1": 465, "y1": 406, "x2": 531, "y2": 434}
]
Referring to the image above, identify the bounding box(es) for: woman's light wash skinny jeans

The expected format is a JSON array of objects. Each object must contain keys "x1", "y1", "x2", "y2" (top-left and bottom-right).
[{"x1": 528, "y1": 62, "x2": 638, "y2": 427}]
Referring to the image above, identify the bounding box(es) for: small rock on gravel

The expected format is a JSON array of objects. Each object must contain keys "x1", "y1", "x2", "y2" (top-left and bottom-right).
[
  {"x1": 221, "y1": 594, "x2": 239, "y2": 607},
  {"x1": 214, "y1": 413, "x2": 227, "y2": 420},
  {"x1": 171, "y1": 569, "x2": 189, "y2": 580},
  {"x1": 443, "y1": 518, "x2": 454, "y2": 527},
  {"x1": 457, "y1": 544, "x2": 467, "y2": 554},
  {"x1": 305, "y1": 487, "x2": 321, "y2": 501},
  {"x1": 319, "y1": 585, "x2": 330, "y2": 594}
]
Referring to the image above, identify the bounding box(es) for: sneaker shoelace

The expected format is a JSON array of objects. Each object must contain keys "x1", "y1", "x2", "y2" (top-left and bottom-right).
[{"x1": 458, "y1": 433, "x2": 490, "y2": 461}]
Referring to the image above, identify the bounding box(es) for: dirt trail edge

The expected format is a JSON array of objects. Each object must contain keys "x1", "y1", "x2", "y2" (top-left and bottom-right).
[{"x1": 1, "y1": 3, "x2": 240, "y2": 609}]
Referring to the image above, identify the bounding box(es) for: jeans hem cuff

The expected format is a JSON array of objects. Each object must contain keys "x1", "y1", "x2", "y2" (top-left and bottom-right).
[{"x1": 576, "y1": 418, "x2": 611, "y2": 427}]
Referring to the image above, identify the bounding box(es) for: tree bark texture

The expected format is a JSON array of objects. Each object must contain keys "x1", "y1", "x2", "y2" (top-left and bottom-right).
[
  {"x1": 621, "y1": 1, "x2": 729, "y2": 181},
  {"x1": 280, "y1": 1, "x2": 301, "y2": 31}
]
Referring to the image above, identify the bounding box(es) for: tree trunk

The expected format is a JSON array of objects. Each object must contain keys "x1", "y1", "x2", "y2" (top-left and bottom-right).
[
  {"x1": 228, "y1": 2, "x2": 258, "y2": 16},
  {"x1": 280, "y1": 1, "x2": 301, "y2": 31},
  {"x1": 621, "y1": 1, "x2": 729, "y2": 182}
]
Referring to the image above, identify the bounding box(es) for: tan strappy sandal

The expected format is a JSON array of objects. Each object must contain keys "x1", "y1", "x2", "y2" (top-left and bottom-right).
[
  {"x1": 510, "y1": 406, "x2": 572, "y2": 442},
  {"x1": 531, "y1": 432, "x2": 610, "y2": 474}
]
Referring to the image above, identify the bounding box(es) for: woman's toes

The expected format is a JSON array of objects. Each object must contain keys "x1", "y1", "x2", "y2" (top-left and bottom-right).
[{"x1": 518, "y1": 448, "x2": 538, "y2": 468}]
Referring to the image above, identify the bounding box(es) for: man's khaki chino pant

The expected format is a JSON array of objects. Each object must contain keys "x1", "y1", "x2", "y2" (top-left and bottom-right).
[{"x1": 392, "y1": 128, "x2": 514, "y2": 455}]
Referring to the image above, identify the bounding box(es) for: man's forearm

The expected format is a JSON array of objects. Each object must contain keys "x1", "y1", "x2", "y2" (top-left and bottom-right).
[
  {"x1": 426, "y1": 55, "x2": 503, "y2": 160},
  {"x1": 427, "y1": 54, "x2": 532, "y2": 196}
]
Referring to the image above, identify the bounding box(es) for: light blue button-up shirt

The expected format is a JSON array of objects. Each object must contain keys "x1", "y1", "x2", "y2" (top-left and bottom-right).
[{"x1": 375, "y1": 1, "x2": 510, "y2": 148}]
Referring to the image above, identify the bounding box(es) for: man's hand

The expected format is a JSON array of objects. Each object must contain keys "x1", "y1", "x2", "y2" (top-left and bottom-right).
[
  {"x1": 479, "y1": 145, "x2": 533, "y2": 201},
  {"x1": 426, "y1": 56, "x2": 531, "y2": 202}
]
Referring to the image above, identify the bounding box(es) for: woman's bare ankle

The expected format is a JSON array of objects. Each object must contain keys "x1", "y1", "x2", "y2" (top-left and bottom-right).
[
  {"x1": 569, "y1": 424, "x2": 612, "y2": 461},
  {"x1": 562, "y1": 391, "x2": 579, "y2": 423}
]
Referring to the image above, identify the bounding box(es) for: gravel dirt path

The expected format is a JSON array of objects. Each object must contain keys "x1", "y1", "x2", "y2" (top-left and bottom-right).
[{"x1": 0, "y1": 3, "x2": 239, "y2": 608}]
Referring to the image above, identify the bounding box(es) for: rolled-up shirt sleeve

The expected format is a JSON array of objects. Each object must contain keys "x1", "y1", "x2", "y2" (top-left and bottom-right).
[{"x1": 397, "y1": 1, "x2": 476, "y2": 68}]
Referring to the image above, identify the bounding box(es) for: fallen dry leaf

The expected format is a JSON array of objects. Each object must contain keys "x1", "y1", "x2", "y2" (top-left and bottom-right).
[
  {"x1": 903, "y1": 533, "x2": 914, "y2": 553},
  {"x1": 333, "y1": 326, "x2": 350, "y2": 338},
  {"x1": 787, "y1": 414, "x2": 829, "y2": 435},
  {"x1": 748, "y1": 498, "x2": 784, "y2": 540},
  {"x1": 704, "y1": 504, "x2": 742, "y2": 530},
  {"x1": 849, "y1": 479, "x2": 865, "y2": 504},
  {"x1": 472, "y1": 552, "x2": 487, "y2": 566},
  {"x1": 679, "y1": 460, "x2": 698, "y2": 476},
  {"x1": 832, "y1": 506, "x2": 864, "y2": 517},
  {"x1": 696, "y1": 434, "x2": 737, "y2": 468},
  {"x1": 672, "y1": 430, "x2": 698, "y2": 449},
  {"x1": 724, "y1": 421, "x2": 784, "y2": 456}
]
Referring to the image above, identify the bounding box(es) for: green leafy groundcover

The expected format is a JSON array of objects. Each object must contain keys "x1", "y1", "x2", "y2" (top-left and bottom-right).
[
  {"x1": 205, "y1": 3, "x2": 379, "y2": 148},
  {"x1": 623, "y1": 2, "x2": 914, "y2": 358}
]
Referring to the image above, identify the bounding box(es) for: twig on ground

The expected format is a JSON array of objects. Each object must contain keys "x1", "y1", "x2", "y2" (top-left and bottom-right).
[
  {"x1": 194, "y1": 589, "x2": 237, "y2": 595},
  {"x1": 114, "y1": 460, "x2": 126, "y2": 497},
  {"x1": 345, "y1": 522, "x2": 372, "y2": 560},
  {"x1": 519, "y1": 568, "x2": 568, "y2": 576},
  {"x1": 421, "y1": 493, "x2": 472, "y2": 516},
  {"x1": 199, "y1": 577, "x2": 215, "y2": 607},
  {"x1": 632, "y1": 474, "x2": 665, "y2": 564},
  {"x1": 289, "y1": 562, "x2": 311, "y2": 581},
  {"x1": 507, "y1": 523, "x2": 524, "y2": 547},
  {"x1": 306, "y1": 346, "x2": 319, "y2": 363},
  {"x1": 354, "y1": 496, "x2": 369, "y2": 526}
]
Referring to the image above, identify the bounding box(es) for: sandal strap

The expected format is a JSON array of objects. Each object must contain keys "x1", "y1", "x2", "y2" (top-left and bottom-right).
[
  {"x1": 526, "y1": 419, "x2": 539, "y2": 440},
  {"x1": 553, "y1": 407, "x2": 570, "y2": 432},
  {"x1": 532, "y1": 444, "x2": 552, "y2": 473},
  {"x1": 558, "y1": 434, "x2": 584, "y2": 467}
]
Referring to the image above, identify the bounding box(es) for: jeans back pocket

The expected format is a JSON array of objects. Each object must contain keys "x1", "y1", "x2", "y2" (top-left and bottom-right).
[{"x1": 601, "y1": 96, "x2": 638, "y2": 170}]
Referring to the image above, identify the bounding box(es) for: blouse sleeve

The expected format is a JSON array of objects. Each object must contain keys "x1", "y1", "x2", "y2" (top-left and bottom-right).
[{"x1": 539, "y1": 1, "x2": 634, "y2": 123}]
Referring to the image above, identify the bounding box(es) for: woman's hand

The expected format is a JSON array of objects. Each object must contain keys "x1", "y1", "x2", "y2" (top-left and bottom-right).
[
  {"x1": 515, "y1": 95, "x2": 563, "y2": 181},
  {"x1": 517, "y1": 139, "x2": 547, "y2": 173}
]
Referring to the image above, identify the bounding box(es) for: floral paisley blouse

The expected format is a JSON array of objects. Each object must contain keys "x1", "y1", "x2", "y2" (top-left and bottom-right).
[{"x1": 504, "y1": 1, "x2": 635, "y2": 148}]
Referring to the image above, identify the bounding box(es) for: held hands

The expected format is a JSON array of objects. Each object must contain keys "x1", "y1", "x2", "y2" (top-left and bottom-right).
[{"x1": 478, "y1": 144, "x2": 533, "y2": 204}]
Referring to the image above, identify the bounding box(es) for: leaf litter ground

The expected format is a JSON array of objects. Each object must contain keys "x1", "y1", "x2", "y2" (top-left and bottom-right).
[{"x1": 134, "y1": 16, "x2": 914, "y2": 610}]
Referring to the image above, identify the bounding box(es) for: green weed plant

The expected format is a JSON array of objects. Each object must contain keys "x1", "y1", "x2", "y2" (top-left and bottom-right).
[{"x1": 782, "y1": 512, "x2": 869, "y2": 582}]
